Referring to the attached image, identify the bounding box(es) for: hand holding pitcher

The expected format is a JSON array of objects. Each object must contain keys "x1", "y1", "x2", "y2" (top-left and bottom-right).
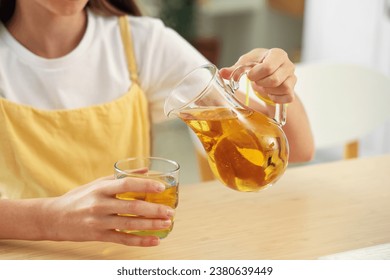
[
  {"x1": 164, "y1": 62, "x2": 289, "y2": 192},
  {"x1": 220, "y1": 48, "x2": 297, "y2": 105}
]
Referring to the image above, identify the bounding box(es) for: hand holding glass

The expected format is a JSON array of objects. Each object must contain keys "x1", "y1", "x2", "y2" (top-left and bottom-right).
[{"x1": 114, "y1": 157, "x2": 179, "y2": 239}]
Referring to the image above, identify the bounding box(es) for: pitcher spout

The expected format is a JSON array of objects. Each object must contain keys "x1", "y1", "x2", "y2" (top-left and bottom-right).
[
  {"x1": 164, "y1": 63, "x2": 238, "y2": 120},
  {"x1": 164, "y1": 107, "x2": 179, "y2": 118}
]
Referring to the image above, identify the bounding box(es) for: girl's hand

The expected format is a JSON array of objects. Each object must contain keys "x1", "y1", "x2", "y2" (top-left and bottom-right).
[
  {"x1": 220, "y1": 48, "x2": 297, "y2": 104},
  {"x1": 42, "y1": 176, "x2": 175, "y2": 247}
]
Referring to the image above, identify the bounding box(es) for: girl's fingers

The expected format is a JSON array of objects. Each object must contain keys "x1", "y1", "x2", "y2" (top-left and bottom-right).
[
  {"x1": 267, "y1": 93, "x2": 294, "y2": 104},
  {"x1": 96, "y1": 198, "x2": 175, "y2": 219},
  {"x1": 219, "y1": 48, "x2": 270, "y2": 78},
  {"x1": 96, "y1": 175, "x2": 116, "y2": 181},
  {"x1": 247, "y1": 54, "x2": 285, "y2": 82},
  {"x1": 100, "y1": 231, "x2": 161, "y2": 247},
  {"x1": 251, "y1": 62, "x2": 295, "y2": 89},
  {"x1": 101, "y1": 177, "x2": 165, "y2": 196},
  {"x1": 103, "y1": 215, "x2": 172, "y2": 232},
  {"x1": 264, "y1": 75, "x2": 297, "y2": 96},
  {"x1": 258, "y1": 76, "x2": 297, "y2": 104}
]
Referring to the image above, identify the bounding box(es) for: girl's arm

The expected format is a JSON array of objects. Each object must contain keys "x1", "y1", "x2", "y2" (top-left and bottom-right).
[{"x1": 0, "y1": 176, "x2": 174, "y2": 246}]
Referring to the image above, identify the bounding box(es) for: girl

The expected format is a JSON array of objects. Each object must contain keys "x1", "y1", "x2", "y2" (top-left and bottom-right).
[{"x1": 0, "y1": 0, "x2": 314, "y2": 247}]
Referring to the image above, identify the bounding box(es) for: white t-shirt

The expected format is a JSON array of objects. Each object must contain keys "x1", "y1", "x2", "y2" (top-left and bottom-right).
[{"x1": 0, "y1": 10, "x2": 208, "y2": 123}]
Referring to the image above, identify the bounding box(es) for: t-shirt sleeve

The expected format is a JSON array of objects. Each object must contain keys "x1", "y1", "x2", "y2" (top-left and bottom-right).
[{"x1": 129, "y1": 16, "x2": 209, "y2": 123}]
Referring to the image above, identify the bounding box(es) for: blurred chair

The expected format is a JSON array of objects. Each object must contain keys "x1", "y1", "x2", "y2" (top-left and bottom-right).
[
  {"x1": 294, "y1": 62, "x2": 390, "y2": 159},
  {"x1": 192, "y1": 62, "x2": 390, "y2": 181}
]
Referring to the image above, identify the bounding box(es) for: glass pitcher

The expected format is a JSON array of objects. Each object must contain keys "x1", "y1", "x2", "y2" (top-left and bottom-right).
[{"x1": 164, "y1": 63, "x2": 289, "y2": 192}]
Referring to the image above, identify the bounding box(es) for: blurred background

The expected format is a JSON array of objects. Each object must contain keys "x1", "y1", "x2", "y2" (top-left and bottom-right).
[
  {"x1": 139, "y1": 0, "x2": 390, "y2": 184},
  {"x1": 138, "y1": 0, "x2": 304, "y2": 66}
]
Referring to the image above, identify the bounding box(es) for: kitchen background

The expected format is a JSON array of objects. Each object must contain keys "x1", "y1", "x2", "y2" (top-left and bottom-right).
[{"x1": 137, "y1": 0, "x2": 390, "y2": 184}]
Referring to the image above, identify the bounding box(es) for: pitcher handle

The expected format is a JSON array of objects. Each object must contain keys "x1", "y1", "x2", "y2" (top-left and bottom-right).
[{"x1": 228, "y1": 62, "x2": 287, "y2": 126}]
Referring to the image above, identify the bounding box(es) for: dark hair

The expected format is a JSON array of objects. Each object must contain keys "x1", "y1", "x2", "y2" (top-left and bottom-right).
[{"x1": 0, "y1": 0, "x2": 142, "y2": 24}]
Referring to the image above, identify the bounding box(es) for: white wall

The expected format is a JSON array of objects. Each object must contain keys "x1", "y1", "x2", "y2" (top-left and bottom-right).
[{"x1": 302, "y1": 0, "x2": 390, "y2": 160}]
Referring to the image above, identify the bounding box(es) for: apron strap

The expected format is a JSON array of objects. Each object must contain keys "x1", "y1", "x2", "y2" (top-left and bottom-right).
[{"x1": 119, "y1": 16, "x2": 139, "y2": 84}]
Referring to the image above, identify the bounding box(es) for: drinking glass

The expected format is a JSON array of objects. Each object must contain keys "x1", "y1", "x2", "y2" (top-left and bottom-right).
[{"x1": 114, "y1": 157, "x2": 180, "y2": 238}]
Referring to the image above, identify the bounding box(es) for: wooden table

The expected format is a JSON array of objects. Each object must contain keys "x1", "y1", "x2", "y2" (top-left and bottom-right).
[{"x1": 1, "y1": 155, "x2": 390, "y2": 260}]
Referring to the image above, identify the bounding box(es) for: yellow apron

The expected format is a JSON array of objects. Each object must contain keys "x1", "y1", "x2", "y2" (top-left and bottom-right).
[{"x1": 0, "y1": 16, "x2": 150, "y2": 199}]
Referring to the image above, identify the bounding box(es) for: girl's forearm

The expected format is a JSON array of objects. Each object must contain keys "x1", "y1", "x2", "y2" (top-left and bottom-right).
[
  {"x1": 278, "y1": 95, "x2": 315, "y2": 162},
  {"x1": 0, "y1": 198, "x2": 53, "y2": 240}
]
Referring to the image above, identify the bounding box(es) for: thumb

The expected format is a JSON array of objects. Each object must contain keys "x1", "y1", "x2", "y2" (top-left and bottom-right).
[{"x1": 220, "y1": 49, "x2": 270, "y2": 79}]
